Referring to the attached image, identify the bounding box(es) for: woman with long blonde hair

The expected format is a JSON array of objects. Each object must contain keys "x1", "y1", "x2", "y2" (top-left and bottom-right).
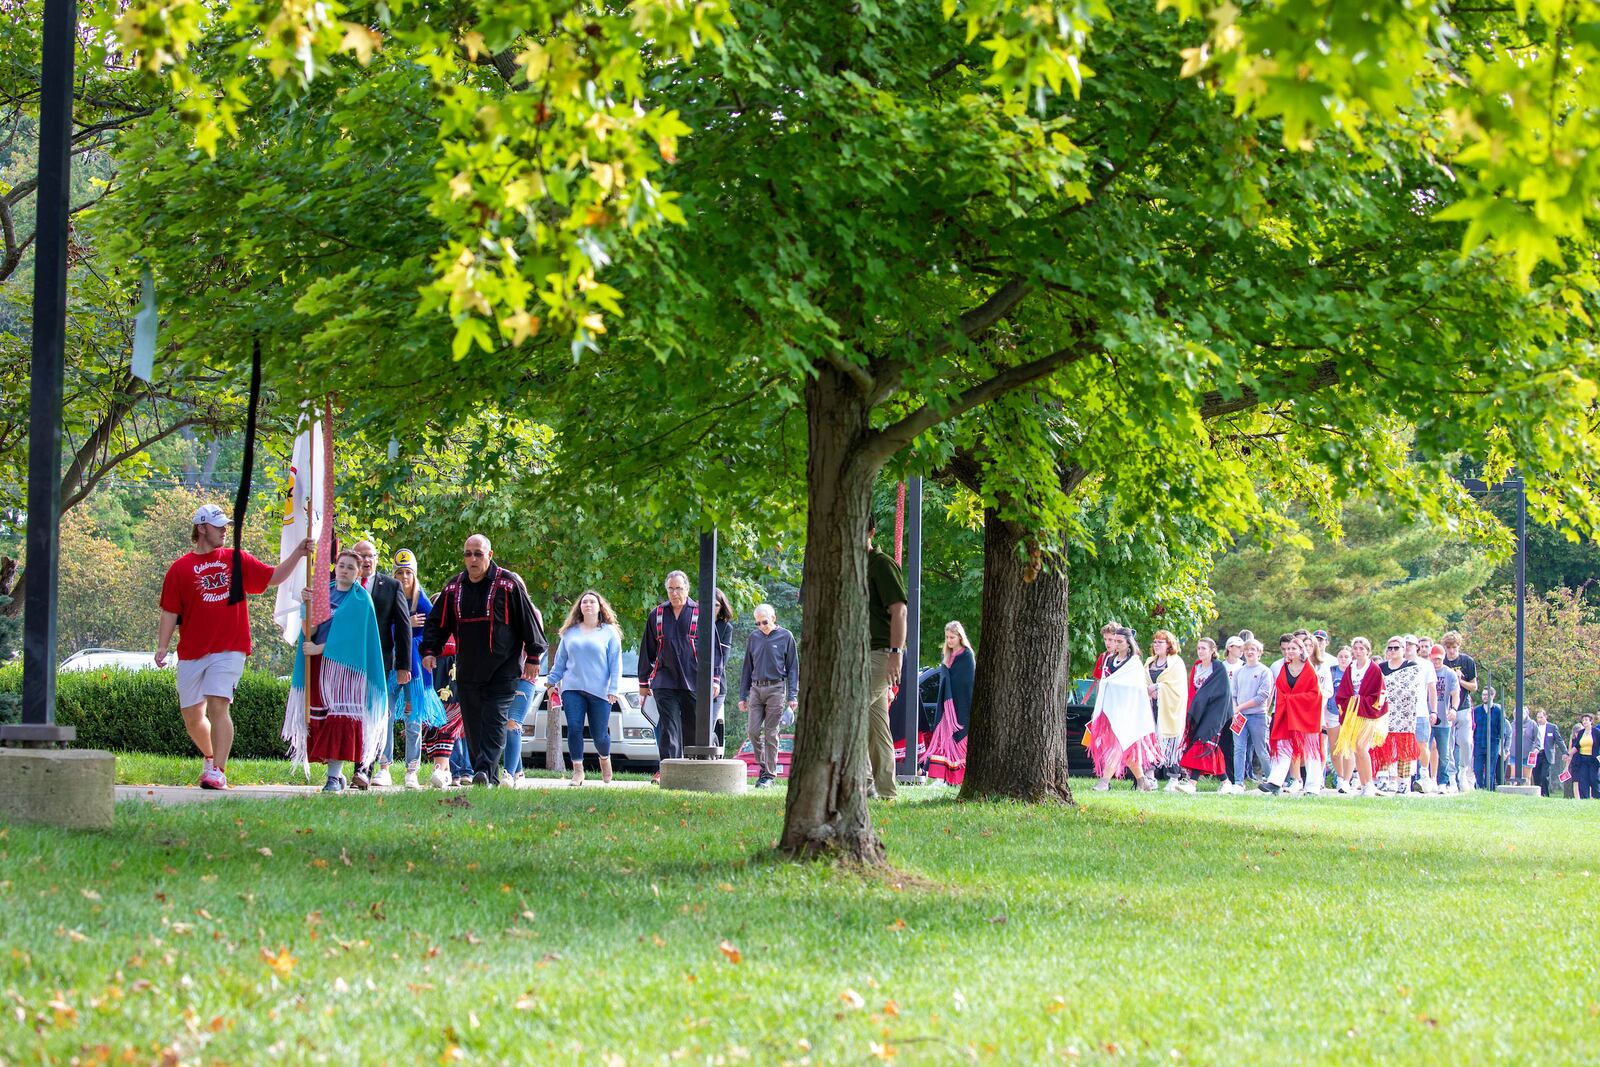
[
  {"x1": 925, "y1": 621, "x2": 975, "y2": 785},
  {"x1": 546, "y1": 590, "x2": 623, "y2": 785}
]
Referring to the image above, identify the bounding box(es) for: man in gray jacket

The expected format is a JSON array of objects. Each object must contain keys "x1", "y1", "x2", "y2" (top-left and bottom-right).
[{"x1": 738, "y1": 604, "x2": 799, "y2": 788}]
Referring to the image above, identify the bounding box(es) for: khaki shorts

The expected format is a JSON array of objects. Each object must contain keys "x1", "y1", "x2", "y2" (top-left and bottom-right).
[{"x1": 176, "y1": 652, "x2": 247, "y2": 708}]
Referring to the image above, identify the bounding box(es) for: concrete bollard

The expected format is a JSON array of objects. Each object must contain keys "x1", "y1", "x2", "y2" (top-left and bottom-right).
[
  {"x1": 0, "y1": 748, "x2": 116, "y2": 829},
  {"x1": 658, "y1": 758, "x2": 749, "y2": 795}
]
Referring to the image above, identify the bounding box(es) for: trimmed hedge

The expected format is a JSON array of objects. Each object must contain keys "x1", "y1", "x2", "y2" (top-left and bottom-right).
[{"x1": 0, "y1": 664, "x2": 295, "y2": 759}]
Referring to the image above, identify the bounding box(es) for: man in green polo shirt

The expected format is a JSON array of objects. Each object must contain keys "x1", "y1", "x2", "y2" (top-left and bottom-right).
[{"x1": 865, "y1": 514, "x2": 909, "y2": 800}]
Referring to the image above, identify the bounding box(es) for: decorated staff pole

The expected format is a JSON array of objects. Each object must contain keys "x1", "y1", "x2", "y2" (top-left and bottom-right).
[
  {"x1": 689, "y1": 530, "x2": 719, "y2": 758},
  {"x1": 895, "y1": 477, "x2": 923, "y2": 781},
  {"x1": 6, "y1": 0, "x2": 77, "y2": 747}
]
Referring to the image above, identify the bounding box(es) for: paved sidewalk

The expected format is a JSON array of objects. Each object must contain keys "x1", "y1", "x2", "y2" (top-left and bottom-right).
[{"x1": 117, "y1": 776, "x2": 651, "y2": 806}]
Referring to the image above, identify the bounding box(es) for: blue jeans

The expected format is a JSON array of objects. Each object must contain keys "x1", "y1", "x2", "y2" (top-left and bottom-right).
[
  {"x1": 503, "y1": 679, "x2": 537, "y2": 778},
  {"x1": 449, "y1": 737, "x2": 471, "y2": 778},
  {"x1": 388, "y1": 681, "x2": 424, "y2": 769},
  {"x1": 1431, "y1": 723, "x2": 1452, "y2": 779},
  {"x1": 1232, "y1": 714, "x2": 1269, "y2": 785},
  {"x1": 563, "y1": 690, "x2": 612, "y2": 765}
]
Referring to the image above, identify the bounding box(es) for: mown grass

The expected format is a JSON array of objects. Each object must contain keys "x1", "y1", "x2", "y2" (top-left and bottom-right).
[
  {"x1": 112, "y1": 752, "x2": 651, "y2": 787},
  {"x1": 1, "y1": 783, "x2": 1592, "y2": 1065}
]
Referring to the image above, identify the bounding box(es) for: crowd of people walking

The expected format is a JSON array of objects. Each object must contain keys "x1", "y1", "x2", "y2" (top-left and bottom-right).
[
  {"x1": 156, "y1": 503, "x2": 1594, "y2": 802},
  {"x1": 1086, "y1": 623, "x2": 1599, "y2": 799}
]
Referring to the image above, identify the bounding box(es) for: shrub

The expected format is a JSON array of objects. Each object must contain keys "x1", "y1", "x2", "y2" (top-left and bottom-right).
[{"x1": 0, "y1": 665, "x2": 297, "y2": 759}]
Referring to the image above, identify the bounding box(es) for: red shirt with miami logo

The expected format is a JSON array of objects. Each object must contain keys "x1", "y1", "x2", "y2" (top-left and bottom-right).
[{"x1": 159, "y1": 549, "x2": 275, "y2": 659}]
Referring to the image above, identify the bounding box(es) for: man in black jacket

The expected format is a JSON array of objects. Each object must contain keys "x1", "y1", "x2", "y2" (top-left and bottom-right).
[
  {"x1": 420, "y1": 534, "x2": 547, "y2": 786},
  {"x1": 352, "y1": 540, "x2": 413, "y2": 788}
]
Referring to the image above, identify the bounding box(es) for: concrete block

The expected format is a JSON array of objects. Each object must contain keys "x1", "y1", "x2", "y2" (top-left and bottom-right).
[
  {"x1": 1495, "y1": 783, "x2": 1541, "y2": 797},
  {"x1": 658, "y1": 758, "x2": 748, "y2": 795},
  {"x1": 0, "y1": 748, "x2": 116, "y2": 830}
]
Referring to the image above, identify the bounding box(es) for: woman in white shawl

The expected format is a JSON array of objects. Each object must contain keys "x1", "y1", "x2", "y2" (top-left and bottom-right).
[{"x1": 1088, "y1": 627, "x2": 1159, "y2": 791}]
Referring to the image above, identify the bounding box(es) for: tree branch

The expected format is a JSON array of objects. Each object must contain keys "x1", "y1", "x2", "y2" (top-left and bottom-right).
[
  {"x1": 869, "y1": 276, "x2": 1035, "y2": 406},
  {"x1": 866, "y1": 338, "x2": 1102, "y2": 465},
  {"x1": 824, "y1": 352, "x2": 877, "y2": 398},
  {"x1": 58, "y1": 415, "x2": 211, "y2": 514},
  {"x1": 1199, "y1": 359, "x2": 1341, "y2": 420}
]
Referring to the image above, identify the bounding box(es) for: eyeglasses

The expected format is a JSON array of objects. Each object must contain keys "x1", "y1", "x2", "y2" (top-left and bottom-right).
[
  {"x1": 1386, "y1": 645, "x2": 1401, "y2": 651},
  {"x1": 463, "y1": 550, "x2": 486, "y2": 558},
  {"x1": 757, "y1": 619, "x2": 774, "y2": 627}
]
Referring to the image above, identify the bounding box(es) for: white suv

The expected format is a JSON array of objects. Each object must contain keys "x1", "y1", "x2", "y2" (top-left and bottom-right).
[{"x1": 518, "y1": 650, "x2": 725, "y2": 771}]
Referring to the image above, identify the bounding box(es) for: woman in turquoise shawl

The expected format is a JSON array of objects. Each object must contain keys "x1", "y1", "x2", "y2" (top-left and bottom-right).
[{"x1": 282, "y1": 550, "x2": 389, "y2": 791}]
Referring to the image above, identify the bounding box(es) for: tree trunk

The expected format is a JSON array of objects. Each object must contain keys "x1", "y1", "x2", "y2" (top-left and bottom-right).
[
  {"x1": 779, "y1": 366, "x2": 886, "y2": 865},
  {"x1": 959, "y1": 510, "x2": 1075, "y2": 804}
]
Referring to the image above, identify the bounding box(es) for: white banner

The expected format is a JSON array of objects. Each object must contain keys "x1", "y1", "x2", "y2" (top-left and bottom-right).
[{"x1": 272, "y1": 413, "x2": 325, "y2": 642}]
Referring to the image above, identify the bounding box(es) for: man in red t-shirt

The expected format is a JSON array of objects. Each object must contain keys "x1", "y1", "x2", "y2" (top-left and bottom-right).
[{"x1": 156, "y1": 504, "x2": 312, "y2": 789}]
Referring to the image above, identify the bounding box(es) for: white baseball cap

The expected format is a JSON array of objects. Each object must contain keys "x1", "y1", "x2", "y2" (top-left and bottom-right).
[
  {"x1": 192, "y1": 504, "x2": 232, "y2": 528},
  {"x1": 1225, "y1": 636, "x2": 1244, "y2": 648}
]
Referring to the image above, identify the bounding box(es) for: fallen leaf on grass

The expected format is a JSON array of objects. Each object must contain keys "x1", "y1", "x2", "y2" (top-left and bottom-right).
[
  {"x1": 887, "y1": 918, "x2": 907, "y2": 931},
  {"x1": 257, "y1": 847, "x2": 273, "y2": 858},
  {"x1": 80, "y1": 888, "x2": 101, "y2": 901},
  {"x1": 986, "y1": 915, "x2": 1007, "y2": 925},
  {"x1": 1046, "y1": 995, "x2": 1067, "y2": 1014},
  {"x1": 839, "y1": 989, "x2": 865, "y2": 1010},
  {"x1": 882, "y1": 1000, "x2": 899, "y2": 1016},
  {"x1": 261, "y1": 946, "x2": 296, "y2": 977},
  {"x1": 869, "y1": 1041, "x2": 897, "y2": 1061},
  {"x1": 339, "y1": 848, "x2": 352, "y2": 867},
  {"x1": 718, "y1": 940, "x2": 742, "y2": 965},
  {"x1": 514, "y1": 991, "x2": 538, "y2": 1010},
  {"x1": 56, "y1": 927, "x2": 89, "y2": 943}
]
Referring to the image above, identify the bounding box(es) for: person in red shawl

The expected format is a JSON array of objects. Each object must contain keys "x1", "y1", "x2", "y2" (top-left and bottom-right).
[
  {"x1": 1177, "y1": 637, "x2": 1231, "y2": 790},
  {"x1": 1259, "y1": 635, "x2": 1326, "y2": 795},
  {"x1": 1333, "y1": 636, "x2": 1388, "y2": 796}
]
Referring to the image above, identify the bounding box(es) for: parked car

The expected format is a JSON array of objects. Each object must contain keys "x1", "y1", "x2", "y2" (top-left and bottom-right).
[
  {"x1": 59, "y1": 648, "x2": 170, "y2": 673},
  {"x1": 519, "y1": 650, "x2": 725, "y2": 771}
]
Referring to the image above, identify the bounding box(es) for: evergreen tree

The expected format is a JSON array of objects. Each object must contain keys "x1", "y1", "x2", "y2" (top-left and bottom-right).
[{"x1": 1209, "y1": 504, "x2": 1495, "y2": 643}]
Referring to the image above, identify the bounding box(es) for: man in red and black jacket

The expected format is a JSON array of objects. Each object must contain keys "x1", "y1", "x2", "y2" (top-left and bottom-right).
[
  {"x1": 639, "y1": 569, "x2": 725, "y2": 776},
  {"x1": 421, "y1": 534, "x2": 547, "y2": 786}
]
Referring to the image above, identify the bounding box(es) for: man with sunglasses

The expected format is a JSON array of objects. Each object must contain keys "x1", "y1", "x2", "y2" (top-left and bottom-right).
[
  {"x1": 421, "y1": 534, "x2": 547, "y2": 786},
  {"x1": 738, "y1": 604, "x2": 799, "y2": 788}
]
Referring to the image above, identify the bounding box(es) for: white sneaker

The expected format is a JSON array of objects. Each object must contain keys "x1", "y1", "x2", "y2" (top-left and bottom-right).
[
  {"x1": 1335, "y1": 778, "x2": 1352, "y2": 794},
  {"x1": 1360, "y1": 783, "x2": 1380, "y2": 797},
  {"x1": 1164, "y1": 779, "x2": 1180, "y2": 792},
  {"x1": 1305, "y1": 782, "x2": 1324, "y2": 796},
  {"x1": 1419, "y1": 777, "x2": 1437, "y2": 794},
  {"x1": 372, "y1": 766, "x2": 393, "y2": 788},
  {"x1": 1441, "y1": 783, "x2": 1458, "y2": 795},
  {"x1": 1216, "y1": 782, "x2": 1235, "y2": 795},
  {"x1": 428, "y1": 769, "x2": 450, "y2": 790},
  {"x1": 1177, "y1": 779, "x2": 1197, "y2": 794},
  {"x1": 404, "y1": 770, "x2": 421, "y2": 791},
  {"x1": 1285, "y1": 779, "x2": 1305, "y2": 795}
]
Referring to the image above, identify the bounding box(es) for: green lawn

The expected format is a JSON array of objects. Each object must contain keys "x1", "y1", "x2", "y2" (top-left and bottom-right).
[
  {"x1": 112, "y1": 751, "x2": 651, "y2": 786},
  {"x1": 1, "y1": 783, "x2": 1592, "y2": 1064}
]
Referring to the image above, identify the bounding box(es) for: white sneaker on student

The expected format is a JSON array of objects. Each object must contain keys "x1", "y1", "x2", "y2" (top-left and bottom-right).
[
  {"x1": 1360, "y1": 783, "x2": 1380, "y2": 797},
  {"x1": 404, "y1": 770, "x2": 422, "y2": 790},
  {"x1": 1175, "y1": 780, "x2": 1196, "y2": 794},
  {"x1": 1285, "y1": 779, "x2": 1305, "y2": 795},
  {"x1": 1164, "y1": 779, "x2": 1181, "y2": 792},
  {"x1": 372, "y1": 766, "x2": 393, "y2": 788},
  {"x1": 428, "y1": 768, "x2": 450, "y2": 790}
]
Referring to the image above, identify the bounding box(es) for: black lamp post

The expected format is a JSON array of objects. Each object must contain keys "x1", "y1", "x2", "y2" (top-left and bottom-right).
[
  {"x1": 1463, "y1": 475, "x2": 1527, "y2": 786},
  {"x1": 2, "y1": 0, "x2": 76, "y2": 749}
]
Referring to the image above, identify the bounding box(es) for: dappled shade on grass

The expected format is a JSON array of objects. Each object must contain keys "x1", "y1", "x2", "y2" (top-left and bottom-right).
[{"x1": 1, "y1": 786, "x2": 1591, "y2": 1063}]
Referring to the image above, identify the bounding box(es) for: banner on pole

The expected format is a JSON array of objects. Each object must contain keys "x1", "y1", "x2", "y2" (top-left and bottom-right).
[{"x1": 273, "y1": 411, "x2": 325, "y2": 642}]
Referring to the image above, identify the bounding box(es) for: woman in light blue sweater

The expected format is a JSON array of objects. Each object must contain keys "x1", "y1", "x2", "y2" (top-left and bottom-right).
[{"x1": 547, "y1": 590, "x2": 623, "y2": 786}]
